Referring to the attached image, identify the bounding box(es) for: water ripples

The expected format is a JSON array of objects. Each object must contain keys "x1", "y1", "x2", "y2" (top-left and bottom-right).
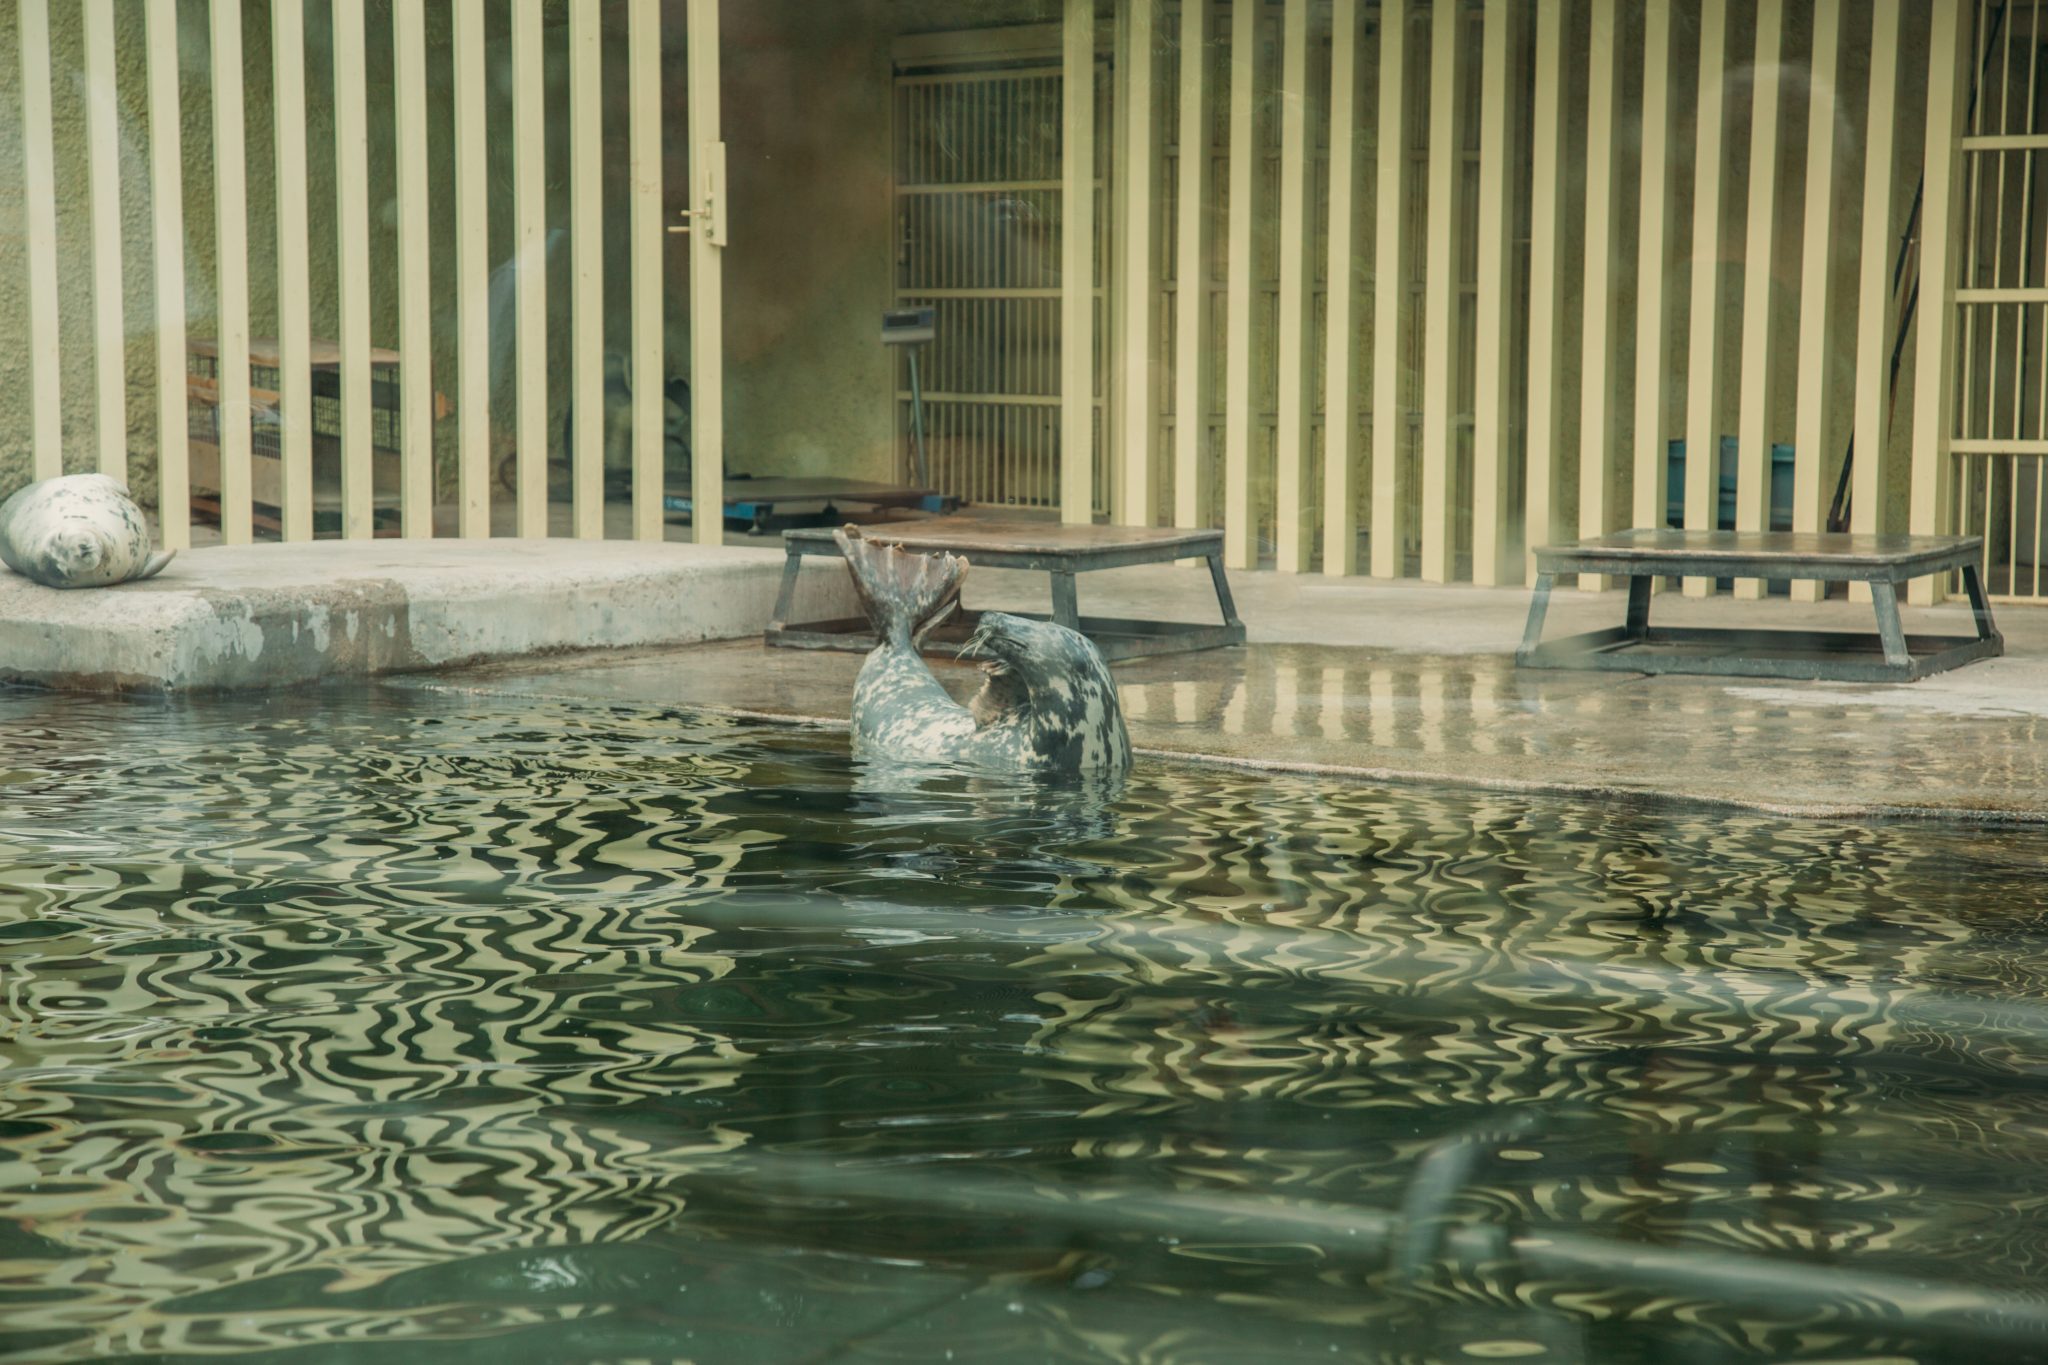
[{"x1": 1, "y1": 686, "x2": 2047, "y2": 1362}]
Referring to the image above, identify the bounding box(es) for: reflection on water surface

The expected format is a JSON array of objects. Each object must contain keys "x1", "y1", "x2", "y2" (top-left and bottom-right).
[{"x1": 1, "y1": 685, "x2": 2046, "y2": 1363}]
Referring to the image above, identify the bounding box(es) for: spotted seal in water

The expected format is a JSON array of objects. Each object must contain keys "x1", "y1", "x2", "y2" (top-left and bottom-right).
[
  {"x1": 0, "y1": 473, "x2": 175, "y2": 589},
  {"x1": 836, "y1": 526, "x2": 1131, "y2": 774}
]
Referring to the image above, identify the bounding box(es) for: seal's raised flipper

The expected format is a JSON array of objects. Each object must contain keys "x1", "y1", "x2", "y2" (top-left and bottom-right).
[
  {"x1": 834, "y1": 526, "x2": 967, "y2": 647},
  {"x1": 136, "y1": 549, "x2": 175, "y2": 582}
]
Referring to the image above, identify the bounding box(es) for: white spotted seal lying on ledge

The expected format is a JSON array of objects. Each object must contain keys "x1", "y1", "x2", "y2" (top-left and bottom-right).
[
  {"x1": 836, "y1": 526, "x2": 1131, "y2": 774},
  {"x1": 0, "y1": 474, "x2": 175, "y2": 589}
]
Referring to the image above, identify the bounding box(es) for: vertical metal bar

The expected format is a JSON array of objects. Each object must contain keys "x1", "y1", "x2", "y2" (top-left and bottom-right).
[
  {"x1": 1524, "y1": 0, "x2": 1564, "y2": 580},
  {"x1": 1324, "y1": 0, "x2": 1360, "y2": 575},
  {"x1": 275, "y1": 0, "x2": 315, "y2": 541},
  {"x1": 1223, "y1": 0, "x2": 1257, "y2": 562},
  {"x1": 688, "y1": 0, "x2": 725, "y2": 546},
  {"x1": 1732, "y1": 0, "x2": 1784, "y2": 599},
  {"x1": 1851, "y1": 0, "x2": 1902, "y2": 603},
  {"x1": 509, "y1": 1, "x2": 544, "y2": 544},
  {"x1": 393, "y1": 0, "x2": 432, "y2": 539},
  {"x1": 1470, "y1": 0, "x2": 1516, "y2": 585},
  {"x1": 1789, "y1": 0, "x2": 1841, "y2": 602},
  {"x1": 454, "y1": 0, "x2": 491, "y2": 537},
  {"x1": 569, "y1": 0, "x2": 603, "y2": 539},
  {"x1": 1063, "y1": 0, "x2": 1097, "y2": 524},
  {"x1": 1632, "y1": 0, "x2": 1675, "y2": 548},
  {"x1": 18, "y1": 0, "x2": 61, "y2": 481},
  {"x1": 1910, "y1": 0, "x2": 1974, "y2": 605},
  {"x1": 1275, "y1": 0, "x2": 1315, "y2": 569},
  {"x1": 83, "y1": 0, "x2": 125, "y2": 481},
  {"x1": 334, "y1": 0, "x2": 373, "y2": 540},
  {"x1": 1420, "y1": 0, "x2": 1461, "y2": 583},
  {"x1": 146, "y1": 0, "x2": 190, "y2": 550},
  {"x1": 1577, "y1": 0, "x2": 1622, "y2": 591},
  {"x1": 1683, "y1": 0, "x2": 1731, "y2": 596},
  {"x1": 211, "y1": 0, "x2": 254, "y2": 544},
  {"x1": 1120, "y1": 0, "x2": 1159, "y2": 527},
  {"x1": 1176, "y1": 0, "x2": 1214, "y2": 533},
  {"x1": 629, "y1": 0, "x2": 665, "y2": 543},
  {"x1": 1064, "y1": 0, "x2": 1097, "y2": 527},
  {"x1": 1373, "y1": 0, "x2": 1411, "y2": 578}
]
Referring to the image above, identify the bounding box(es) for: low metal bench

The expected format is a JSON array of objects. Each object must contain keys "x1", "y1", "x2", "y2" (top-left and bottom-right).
[
  {"x1": 767, "y1": 518, "x2": 1245, "y2": 661},
  {"x1": 1517, "y1": 529, "x2": 2003, "y2": 682}
]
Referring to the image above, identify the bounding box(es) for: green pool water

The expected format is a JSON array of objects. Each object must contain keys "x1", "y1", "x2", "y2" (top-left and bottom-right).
[{"x1": 2, "y1": 684, "x2": 2046, "y2": 1363}]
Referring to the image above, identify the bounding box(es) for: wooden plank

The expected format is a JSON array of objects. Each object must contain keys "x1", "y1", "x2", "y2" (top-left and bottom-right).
[
  {"x1": 333, "y1": 0, "x2": 373, "y2": 540},
  {"x1": 1372, "y1": 0, "x2": 1411, "y2": 578},
  {"x1": 1732, "y1": 0, "x2": 1785, "y2": 599},
  {"x1": 1576, "y1": 0, "x2": 1621, "y2": 592},
  {"x1": 1118, "y1": 0, "x2": 1159, "y2": 528},
  {"x1": 629, "y1": 0, "x2": 664, "y2": 543},
  {"x1": 1523, "y1": 0, "x2": 1564, "y2": 579},
  {"x1": 1908, "y1": 0, "x2": 1971, "y2": 605},
  {"x1": 273, "y1": 0, "x2": 314, "y2": 540},
  {"x1": 1062, "y1": 0, "x2": 1097, "y2": 526},
  {"x1": 211, "y1": 0, "x2": 254, "y2": 544},
  {"x1": 393, "y1": 0, "x2": 432, "y2": 539},
  {"x1": 1470, "y1": 0, "x2": 1515, "y2": 586},
  {"x1": 1631, "y1": 0, "x2": 1675, "y2": 549},
  {"x1": 1222, "y1": 0, "x2": 1256, "y2": 565},
  {"x1": 570, "y1": 0, "x2": 603, "y2": 539},
  {"x1": 1323, "y1": 0, "x2": 1361, "y2": 576},
  {"x1": 145, "y1": 0, "x2": 190, "y2": 550},
  {"x1": 1789, "y1": 0, "x2": 1842, "y2": 602},
  {"x1": 454, "y1": 0, "x2": 491, "y2": 538},
  {"x1": 512, "y1": 0, "x2": 547, "y2": 538},
  {"x1": 83, "y1": 0, "x2": 125, "y2": 481},
  {"x1": 1174, "y1": 0, "x2": 1213, "y2": 534},
  {"x1": 1419, "y1": 0, "x2": 1460, "y2": 583},
  {"x1": 1273, "y1": 0, "x2": 1315, "y2": 569},
  {"x1": 19, "y1": 0, "x2": 61, "y2": 481},
  {"x1": 1682, "y1": 0, "x2": 1731, "y2": 596},
  {"x1": 687, "y1": 0, "x2": 725, "y2": 547}
]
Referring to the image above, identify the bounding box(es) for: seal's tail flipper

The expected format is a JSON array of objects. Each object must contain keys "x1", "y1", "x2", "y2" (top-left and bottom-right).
[
  {"x1": 833, "y1": 526, "x2": 966, "y2": 647},
  {"x1": 136, "y1": 549, "x2": 175, "y2": 582}
]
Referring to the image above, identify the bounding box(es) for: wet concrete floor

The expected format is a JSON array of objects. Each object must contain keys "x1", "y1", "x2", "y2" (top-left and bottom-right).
[{"x1": 419, "y1": 561, "x2": 2048, "y2": 823}]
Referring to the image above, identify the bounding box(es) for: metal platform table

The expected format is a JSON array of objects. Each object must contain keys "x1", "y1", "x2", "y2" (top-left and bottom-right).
[
  {"x1": 1517, "y1": 529, "x2": 2003, "y2": 682},
  {"x1": 664, "y1": 478, "x2": 950, "y2": 534},
  {"x1": 767, "y1": 518, "x2": 1245, "y2": 662}
]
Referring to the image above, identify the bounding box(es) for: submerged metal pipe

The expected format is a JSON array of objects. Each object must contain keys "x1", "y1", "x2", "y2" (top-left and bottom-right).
[{"x1": 718, "y1": 1155, "x2": 2048, "y2": 1352}]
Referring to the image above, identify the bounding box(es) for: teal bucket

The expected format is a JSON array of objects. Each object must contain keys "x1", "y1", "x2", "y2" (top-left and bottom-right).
[{"x1": 1665, "y1": 438, "x2": 1795, "y2": 532}]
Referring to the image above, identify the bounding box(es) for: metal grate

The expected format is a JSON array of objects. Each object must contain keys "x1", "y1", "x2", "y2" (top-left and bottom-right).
[
  {"x1": 1956, "y1": 0, "x2": 2048, "y2": 597},
  {"x1": 894, "y1": 61, "x2": 1111, "y2": 512}
]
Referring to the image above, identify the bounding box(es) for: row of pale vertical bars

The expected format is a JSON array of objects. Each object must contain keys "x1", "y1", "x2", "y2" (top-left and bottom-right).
[
  {"x1": 15, "y1": 0, "x2": 727, "y2": 551},
  {"x1": 1100, "y1": 0, "x2": 1977, "y2": 606}
]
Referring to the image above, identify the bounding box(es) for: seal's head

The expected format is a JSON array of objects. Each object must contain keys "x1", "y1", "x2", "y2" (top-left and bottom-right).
[
  {"x1": 38, "y1": 525, "x2": 108, "y2": 585},
  {"x1": 961, "y1": 611, "x2": 1131, "y2": 771}
]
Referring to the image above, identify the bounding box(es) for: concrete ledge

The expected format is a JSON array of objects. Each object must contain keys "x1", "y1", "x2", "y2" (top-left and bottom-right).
[{"x1": 0, "y1": 539, "x2": 857, "y2": 692}]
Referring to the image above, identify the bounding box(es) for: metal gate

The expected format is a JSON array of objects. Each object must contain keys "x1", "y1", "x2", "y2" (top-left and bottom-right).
[
  {"x1": 894, "y1": 59, "x2": 1110, "y2": 512},
  {"x1": 1956, "y1": 0, "x2": 2048, "y2": 597}
]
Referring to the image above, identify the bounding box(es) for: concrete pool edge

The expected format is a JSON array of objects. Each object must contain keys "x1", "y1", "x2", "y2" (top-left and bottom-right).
[{"x1": 0, "y1": 539, "x2": 858, "y2": 693}]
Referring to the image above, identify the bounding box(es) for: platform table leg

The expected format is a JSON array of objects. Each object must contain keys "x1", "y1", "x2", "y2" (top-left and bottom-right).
[
  {"x1": 1961, "y1": 562, "x2": 2003, "y2": 647},
  {"x1": 1517, "y1": 573, "x2": 1555, "y2": 660},
  {"x1": 1623, "y1": 574, "x2": 1652, "y2": 639},
  {"x1": 1206, "y1": 551, "x2": 1242, "y2": 626},
  {"x1": 1050, "y1": 570, "x2": 1080, "y2": 631},
  {"x1": 768, "y1": 548, "x2": 804, "y2": 633},
  {"x1": 1869, "y1": 578, "x2": 1912, "y2": 669}
]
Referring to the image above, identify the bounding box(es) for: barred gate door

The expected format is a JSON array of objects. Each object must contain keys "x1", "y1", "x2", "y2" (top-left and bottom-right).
[
  {"x1": 894, "y1": 59, "x2": 1110, "y2": 512},
  {"x1": 1956, "y1": 0, "x2": 2048, "y2": 598}
]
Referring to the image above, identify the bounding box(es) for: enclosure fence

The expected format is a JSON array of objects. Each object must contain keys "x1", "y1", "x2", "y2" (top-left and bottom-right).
[
  {"x1": 2, "y1": 0, "x2": 2028, "y2": 602},
  {"x1": 8, "y1": 0, "x2": 725, "y2": 550}
]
